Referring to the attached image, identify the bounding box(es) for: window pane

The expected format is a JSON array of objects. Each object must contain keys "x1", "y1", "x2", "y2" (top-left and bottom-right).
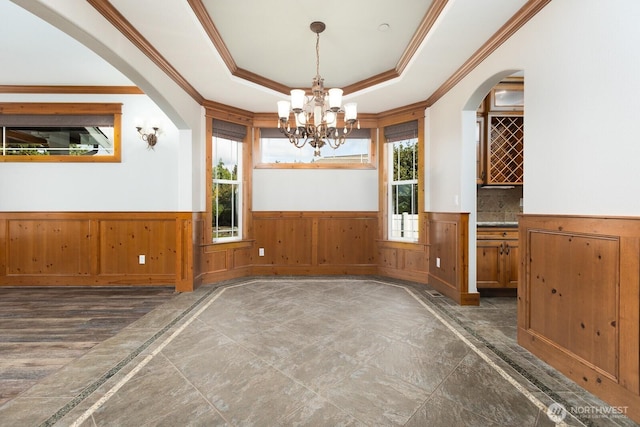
[
  {"x1": 260, "y1": 128, "x2": 371, "y2": 165},
  {"x1": 388, "y1": 132, "x2": 419, "y2": 241},
  {"x1": 391, "y1": 183, "x2": 418, "y2": 239},
  {"x1": 2, "y1": 126, "x2": 115, "y2": 156},
  {"x1": 212, "y1": 182, "x2": 239, "y2": 239},
  {"x1": 392, "y1": 139, "x2": 417, "y2": 181},
  {"x1": 212, "y1": 135, "x2": 242, "y2": 242}
]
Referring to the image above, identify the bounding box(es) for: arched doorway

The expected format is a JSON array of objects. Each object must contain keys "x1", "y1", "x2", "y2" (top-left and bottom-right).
[{"x1": 463, "y1": 70, "x2": 524, "y2": 298}]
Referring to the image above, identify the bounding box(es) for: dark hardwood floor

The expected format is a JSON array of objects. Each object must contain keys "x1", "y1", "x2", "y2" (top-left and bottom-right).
[{"x1": 0, "y1": 286, "x2": 177, "y2": 407}]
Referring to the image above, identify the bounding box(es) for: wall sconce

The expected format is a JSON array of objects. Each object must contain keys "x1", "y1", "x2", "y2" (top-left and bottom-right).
[{"x1": 136, "y1": 125, "x2": 159, "y2": 148}]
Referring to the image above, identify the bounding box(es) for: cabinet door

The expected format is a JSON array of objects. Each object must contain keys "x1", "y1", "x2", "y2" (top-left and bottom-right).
[
  {"x1": 477, "y1": 239, "x2": 502, "y2": 288},
  {"x1": 487, "y1": 114, "x2": 524, "y2": 185},
  {"x1": 504, "y1": 240, "x2": 519, "y2": 288}
]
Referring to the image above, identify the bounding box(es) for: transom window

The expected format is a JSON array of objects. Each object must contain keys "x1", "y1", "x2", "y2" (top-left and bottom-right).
[
  {"x1": 258, "y1": 128, "x2": 373, "y2": 167},
  {"x1": 386, "y1": 120, "x2": 419, "y2": 241},
  {"x1": 211, "y1": 119, "x2": 245, "y2": 242},
  {"x1": 0, "y1": 103, "x2": 121, "y2": 162}
]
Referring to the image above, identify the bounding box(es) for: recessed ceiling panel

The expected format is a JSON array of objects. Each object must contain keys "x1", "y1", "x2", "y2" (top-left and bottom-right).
[{"x1": 202, "y1": 0, "x2": 432, "y2": 89}]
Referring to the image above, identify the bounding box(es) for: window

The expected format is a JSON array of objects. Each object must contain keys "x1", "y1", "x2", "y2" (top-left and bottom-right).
[
  {"x1": 0, "y1": 103, "x2": 121, "y2": 162},
  {"x1": 385, "y1": 120, "x2": 419, "y2": 241},
  {"x1": 257, "y1": 127, "x2": 373, "y2": 167},
  {"x1": 211, "y1": 119, "x2": 245, "y2": 242}
]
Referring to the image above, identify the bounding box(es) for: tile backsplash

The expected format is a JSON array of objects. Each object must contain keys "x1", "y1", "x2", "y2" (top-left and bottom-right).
[{"x1": 477, "y1": 186, "x2": 523, "y2": 223}]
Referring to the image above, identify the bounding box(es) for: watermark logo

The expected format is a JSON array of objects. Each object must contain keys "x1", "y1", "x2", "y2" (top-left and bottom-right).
[
  {"x1": 547, "y1": 402, "x2": 567, "y2": 423},
  {"x1": 547, "y1": 402, "x2": 629, "y2": 423}
]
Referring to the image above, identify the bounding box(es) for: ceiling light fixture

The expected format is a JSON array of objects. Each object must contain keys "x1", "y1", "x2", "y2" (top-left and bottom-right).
[{"x1": 277, "y1": 21, "x2": 359, "y2": 157}]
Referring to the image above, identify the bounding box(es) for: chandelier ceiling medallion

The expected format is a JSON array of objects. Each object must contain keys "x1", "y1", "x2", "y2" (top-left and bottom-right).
[{"x1": 277, "y1": 21, "x2": 359, "y2": 156}]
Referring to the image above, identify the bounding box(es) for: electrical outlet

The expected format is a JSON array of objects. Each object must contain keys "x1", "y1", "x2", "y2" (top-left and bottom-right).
[
  {"x1": 139, "y1": 254, "x2": 145, "y2": 264},
  {"x1": 436, "y1": 257, "x2": 441, "y2": 268},
  {"x1": 259, "y1": 248, "x2": 265, "y2": 257}
]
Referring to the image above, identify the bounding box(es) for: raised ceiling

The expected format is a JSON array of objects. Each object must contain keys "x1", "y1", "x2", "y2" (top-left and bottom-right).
[{"x1": 4, "y1": 0, "x2": 547, "y2": 114}]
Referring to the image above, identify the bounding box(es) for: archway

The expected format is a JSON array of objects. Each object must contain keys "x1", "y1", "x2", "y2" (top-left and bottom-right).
[{"x1": 463, "y1": 70, "x2": 524, "y2": 297}]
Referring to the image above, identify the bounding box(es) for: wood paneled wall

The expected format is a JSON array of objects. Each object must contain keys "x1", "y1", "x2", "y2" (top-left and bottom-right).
[
  {"x1": 377, "y1": 213, "x2": 429, "y2": 283},
  {"x1": 519, "y1": 215, "x2": 640, "y2": 423},
  {"x1": 250, "y1": 211, "x2": 378, "y2": 276},
  {"x1": 427, "y1": 212, "x2": 478, "y2": 305},
  {"x1": 0, "y1": 212, "x2": 195, "y2": 291}
]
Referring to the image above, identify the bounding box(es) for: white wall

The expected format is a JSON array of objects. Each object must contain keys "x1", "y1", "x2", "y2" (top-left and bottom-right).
[
  {"x1": 253, "y1": 169, "x2": 378, "y2": 211},
  {"x1": 426, "y1": 0, "x2": 640, "y2": 292},
  {"x1": 0, "y1": 93, "x2": 186, "y2": 212}
]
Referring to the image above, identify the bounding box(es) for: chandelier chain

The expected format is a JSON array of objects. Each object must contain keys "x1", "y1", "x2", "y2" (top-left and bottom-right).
[{"x1": 315, "y1": 32, "x2": 321, "y2": 80}]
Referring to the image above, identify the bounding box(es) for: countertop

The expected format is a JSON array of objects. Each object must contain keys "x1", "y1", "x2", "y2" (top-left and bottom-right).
[{"x1": 477, "y1": 222, "x2": 518, "y2": 228}]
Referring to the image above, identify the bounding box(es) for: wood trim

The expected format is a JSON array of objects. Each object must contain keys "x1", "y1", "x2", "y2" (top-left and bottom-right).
[
  {"x1": 427, "y1": 211, "x2": 478, "y2": 305},
  {"x1": 0, "y1": 102, "x2": 122, "y2": 114},
  {"x1": 252, "y1": 112, "x2": 378, "y2": 129},
  {"x1": 0, "y1": 85, "x2": 143, "y2": 94},
  {"x1": 187, "y1": 0, "x2": 290, "y2": 95},
  {"x1": 189, "y1": 0, "x2": 449, "y2": 97},
  {"x1": 425, "y1": 0, "x2": 550, "y2": 107},
  {"x1": 86, "y1": 0, "x2": 204, "y2": 104},
  {"x1": 203, "y1": 101, "x2": 254, "y2": 126},
  {"x1": 345, "y1": 0, "x2": 450, "y2": 95},
  {"x1": 0, "y1": 102, "x2": 122, "y2": 163},
  {"x1": 377, "y1": 102, "x2": 428, "y2": 128}
]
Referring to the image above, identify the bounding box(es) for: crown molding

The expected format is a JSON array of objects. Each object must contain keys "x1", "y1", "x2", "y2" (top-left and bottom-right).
[
  {"x1": 188, "y1": 0, "x2": 449, "y2": 97},
  {"x1": 0, "y1": 85, "x2": 143, "y2": 94},
  {"x1": 87, "y1": 0, "x2": 204, "y2": 104},
  {"x1": 425, "y1": 0, "x2": 551, "y2": 107}
]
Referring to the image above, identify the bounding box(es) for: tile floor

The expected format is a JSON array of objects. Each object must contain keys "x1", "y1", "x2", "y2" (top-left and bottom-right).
[{"x1": 0, "y1": 277, "x2": 637, "y2": 426}]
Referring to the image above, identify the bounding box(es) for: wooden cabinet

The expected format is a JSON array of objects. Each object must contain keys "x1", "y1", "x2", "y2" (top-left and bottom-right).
[
  {"x1": 477, "y1": 78, "x2": 524, "y2": 186},
  {"x1": 486, "y1": 113, "x2": 523, "y2": 185},
  {"x1": 477, "y1": 227, "x2": 518, "y2": 289}
]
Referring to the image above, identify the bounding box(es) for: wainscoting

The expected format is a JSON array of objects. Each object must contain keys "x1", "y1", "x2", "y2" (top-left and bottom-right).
[
  {"x1": 0, "y1": 212, "x2": 195, "y2": 291},
  {"x1": 518, "y1": 214, "x2": 640, "y2": 423},
  {"x1": 427, "y1": 212, "x2": 478, "y2": 305},
  {"x1": 251, "y1": 211, "x2": 378, "y2": 276},
  {"x1": 1, "y1": 210, "x2": 479, "y2": 307}
]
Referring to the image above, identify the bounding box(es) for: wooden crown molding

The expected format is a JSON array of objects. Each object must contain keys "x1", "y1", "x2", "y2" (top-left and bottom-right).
[
  {"x1": 187, "y1": 0, "x2": 290, "y2": 95},
  {"x1": 86, "y1": 0, "x2": 204, "y2": 104},
  {"x1": 343, "y1": 0, "x2": 450, "y2": 95},
  {"x1": 189, "y1": 0, "x2": 449, "y2": 97},
  {"x1": 0, "y1": 85, "x2": 143, "y2": 95},
  {"x1": 425, "y1": 0, "x2": 551, "y2": 107}
]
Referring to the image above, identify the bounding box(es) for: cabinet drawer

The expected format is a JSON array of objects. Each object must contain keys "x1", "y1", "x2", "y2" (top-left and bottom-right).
[{"x1": 477, "y1": 227, "x2": 517, "y2": 240}]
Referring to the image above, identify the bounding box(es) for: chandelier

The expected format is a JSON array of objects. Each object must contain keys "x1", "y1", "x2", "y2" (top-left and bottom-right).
[{"x1": 277, "y1": 21, "x2": 359, "y2": 157}]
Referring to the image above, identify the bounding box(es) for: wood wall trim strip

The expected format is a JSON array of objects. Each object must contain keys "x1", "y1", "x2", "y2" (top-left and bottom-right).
[
  {"x1": 0, "y1": 85, "x2": 143, "y2": 94},
  {"x1": 252, "y1": 211, "x2": 378, "y2": 219},
  {"x1": 395, "y1": 0, "x2": 450, "y2": 76},
  {"x1": 0, "y1": 102, "x2": 122, "y2": 114},
  {"x1": 425, "y1": 0, "x2": 551, "y2": 107},
  {"x1": 86, "y1": 0, "x2": 204, "y2": 104},
  {"x1": 0, "y1": 212, "x2": 193, "y2": 220}
]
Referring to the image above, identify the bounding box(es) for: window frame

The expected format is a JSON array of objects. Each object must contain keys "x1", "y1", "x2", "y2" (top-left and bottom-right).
[
  {"x1": 380, "y1": 114, "x2": 425, "y2": 244},
  {"x1": 386, "y1": 132, "x2": 419, "y2": 242},
  {"x1": 211, "y1": 135, "x2": 243, "y2": 242},
  {"x1": 204, "y1": 111, "x2": 251, "y2": 246},
  {"x1": 0, "y1": 102, "x2": 122, "y2": 162},
  {"x1": 251, "y1": 113, "x2": 377, "y2": 169}
]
